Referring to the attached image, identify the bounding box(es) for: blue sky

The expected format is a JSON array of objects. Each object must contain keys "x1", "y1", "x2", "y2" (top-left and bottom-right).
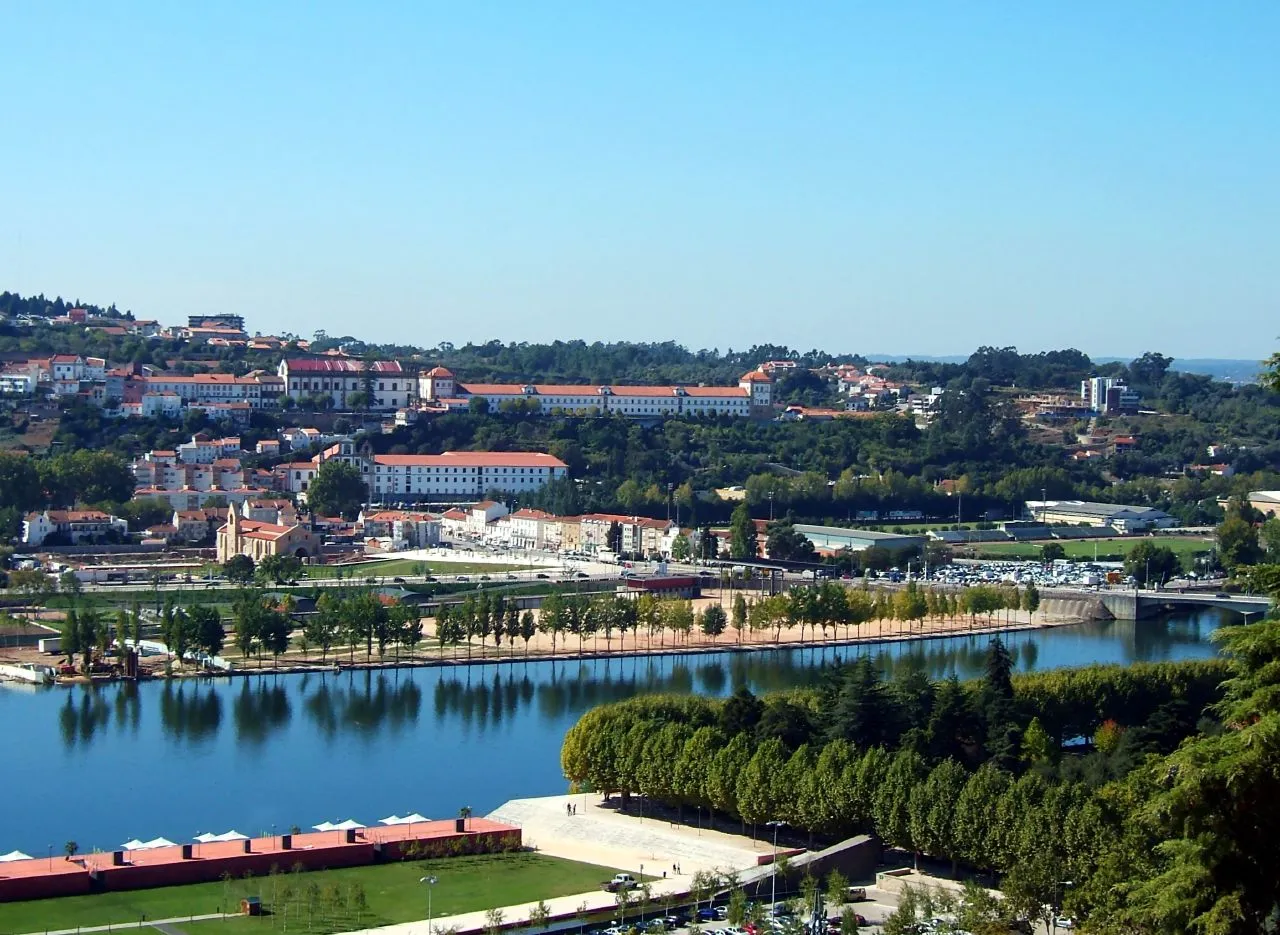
[{"x1": 3, "y1": 2, "x2": 1277, "y2": 359}]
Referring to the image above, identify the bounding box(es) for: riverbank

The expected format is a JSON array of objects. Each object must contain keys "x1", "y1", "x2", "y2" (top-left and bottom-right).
[{"x1": 2, "y1": 591, "x2": 1099, "y2": 685}]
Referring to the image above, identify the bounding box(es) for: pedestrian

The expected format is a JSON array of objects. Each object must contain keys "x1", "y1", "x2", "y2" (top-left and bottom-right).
[{"x1": 567, "y1": 803, "x2": 571, "y2": 817}]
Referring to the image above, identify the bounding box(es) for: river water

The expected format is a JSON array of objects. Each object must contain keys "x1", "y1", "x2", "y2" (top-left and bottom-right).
[{"x1": 0, "y1": 610, "x2": 1234, "y2": 856}]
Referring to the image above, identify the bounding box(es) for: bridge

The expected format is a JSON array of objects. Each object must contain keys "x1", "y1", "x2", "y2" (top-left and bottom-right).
[{"x1": 1091, "y1": 589, "x2": 1273, "y2": 620}]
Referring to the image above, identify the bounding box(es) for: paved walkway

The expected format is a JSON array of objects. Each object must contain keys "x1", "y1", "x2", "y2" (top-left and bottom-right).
[
  {"x1": 491, "y1": 793, "x2": 771, "y2": 877},
  {"x1": 18, "y1": 913, "x2": 231, "y2": 935}
]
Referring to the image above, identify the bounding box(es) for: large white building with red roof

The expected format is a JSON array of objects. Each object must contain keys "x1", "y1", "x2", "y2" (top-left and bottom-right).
[
  {"x1": 279, "y1": 358, "x2": 411, "y2": 410},
  {"x1": 416, "y1": 367, "x2": 771, "y2": 417},
  {"x1": 368, "y1": 451, "x2": 567, "y2": 500}
]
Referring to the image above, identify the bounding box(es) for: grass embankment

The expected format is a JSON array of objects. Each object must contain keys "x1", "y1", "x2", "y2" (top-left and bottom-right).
[
  {"x1": 0, "y1": 853, "x2": 622, "y2": 935},
  {"x1": 973, "y1": 535, "x2": 1213, "y2": 562}
]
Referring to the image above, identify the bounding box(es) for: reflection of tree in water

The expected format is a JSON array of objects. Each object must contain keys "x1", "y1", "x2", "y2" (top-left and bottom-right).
[
  {"x1": 158, "y1": 681, "x2": 222, "y2": 744},
  {"x1": 114, "y1": 681, "x2": 141, "y2": 733},
  {"x1": 301, "y1": 671, "x2": 422, "y2": 741},
  {"x1": 59, "y1": 689, "x2": 112, "y2": 747},
  {"x1": 233, "y1": 679, "x2": 292, "y2": 745}
]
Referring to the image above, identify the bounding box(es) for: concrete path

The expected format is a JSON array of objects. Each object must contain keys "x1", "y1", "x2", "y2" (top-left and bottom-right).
[
  {"x1": 17, "y1": 913, "x2": 231, "y2": 935},
  {"x1": 490, "y1": 793, "x2": 772, "y2": 877}
]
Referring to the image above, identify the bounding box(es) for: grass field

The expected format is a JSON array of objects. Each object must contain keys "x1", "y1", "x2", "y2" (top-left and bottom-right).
[
  {"x1": 0, "y1": 853, "x2": 624, "y2": 935},
  {"x1": 973, "y1": 535, "x2": 1213, "y2": 562}
]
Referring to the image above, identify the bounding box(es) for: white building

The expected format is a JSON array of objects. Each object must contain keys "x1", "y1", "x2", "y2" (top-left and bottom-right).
[
  {"x1": 22, "y1": 509, "x2": 129, "y2": 546},
  {"x1": 505, "y1": 508, "x2": 562, "y2": 550},
  {"x1": 0, "y1": 369, "x2": 36, "y2": 395},
  {"x1": 367, "y1": 451, "x2": 568, "y2": 500},
  {"x1": 137, "y1": 372, "x2": 282, "y2": 409},
  {"x1": 1081, "y1": 377, "x2": 1140, "y2": 415},
  {"x1": 279, "y1": 358, "x2": 411, "y2": 410},
  {"x1": 1023, "y1": 499, "x2": 1176, "y2": 533},
  {"x1": 416, "y1": 367, "x2": 772, "y2": 418}
]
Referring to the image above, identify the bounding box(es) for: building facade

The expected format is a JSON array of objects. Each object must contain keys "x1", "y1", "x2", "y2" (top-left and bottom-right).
[
  {"x1": 416, "y1": 369, "x2": 772, "y2": 418},
  {"x1": 279, "y1": 358, "x2": 411, "y2": 410},
  {"x1": 216, "y1": 507, "x2": 321, "y2": 563}
]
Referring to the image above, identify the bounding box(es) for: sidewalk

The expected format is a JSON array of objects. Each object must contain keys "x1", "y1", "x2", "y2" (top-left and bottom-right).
[{"x1": 18, "y1": 912, "x2": 231, "y2": 935}]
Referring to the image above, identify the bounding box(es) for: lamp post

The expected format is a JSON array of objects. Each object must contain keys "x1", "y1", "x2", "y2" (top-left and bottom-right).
[
  {"x1": 420, "y1": 875, "x2": 438, "y2": 935},
  {"x1": 766, "y1": 820, "x2": 787, "y2": 913}
]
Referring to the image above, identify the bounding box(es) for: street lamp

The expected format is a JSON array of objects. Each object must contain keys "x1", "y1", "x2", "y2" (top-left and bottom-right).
[
  {"x1": 766, "y1": 820, "x2": 787, "y2": 912},
  {"x1": 420, "y1": 875, "x2": 438, "y2": 935}
]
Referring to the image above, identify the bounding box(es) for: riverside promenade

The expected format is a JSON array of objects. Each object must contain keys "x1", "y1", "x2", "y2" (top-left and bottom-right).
[{"x1": 338, "y1": 794, "x2": 786, "y2": 935}]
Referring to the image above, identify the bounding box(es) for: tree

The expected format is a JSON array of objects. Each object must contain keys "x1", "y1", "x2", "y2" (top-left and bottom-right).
[
  {"x1": 1040, "y1": 542, "x2": 1066, "y2": 562},
  {"x1": 519, "y1": 610, "x2": 537, "y2": 657},
  {"x1": 671, "y1": 534, "x2": 691, "y2": 561},
  {"x1": 1090, "y1": 616, "x2": 1280, "y2": 933},
  {"x1": 1262, "y1": 348, "x2": 1280, "y2": 393},
  {"x1": 58, "y1": 569, "x2": 82, "y2": 596},
  {"x1": 222, "y1": 554, "x2": 255, "y2": 585},
  {"x1": 256, "y1": 554, "x2": 302, "y2": 585},
  {"x1": 306, "y1": 461, "x2": 367, "y2": 519},
  {"x1": 0, "y1": 452, "x2": 43, "y2": 513},
  {"x1": 766, "y1": 522, "x2": 816, "y2": 562},
  {"x1": 189, "y1": 605, "x2": 225, "y2": 659},
  {"x1": 1217, "y1": 509, "x2": 1263, "y2": 571},
  {"x1": 729, "y1": 502, "x2": 758, "y2": 560},
  {"x1": 64, "y1": 841, "x2": 78, "y2": 861},
  {"x1": 1021, "y1": 582, "x2": 1041, "y2": 613},
  {"x1": 529, "y1": 900, "x2": 552, "y2": 931},
  {"x1": 1124, "y1": 541, "x2": 1182, "y2": 586},
  {"x1": 469, "y1": 396, "x2": 491, "y2": 415},
  {"x1": 700, "y1": 604, "x2": 727, "y2": 638},
  {"x1": 259, "y1": 607, "x2": 292, "y2": 666}
]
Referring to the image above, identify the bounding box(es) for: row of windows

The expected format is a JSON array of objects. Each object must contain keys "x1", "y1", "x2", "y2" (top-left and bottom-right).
[{"x1": 289, "y1": 380, "x2": 405, "y2": 392}]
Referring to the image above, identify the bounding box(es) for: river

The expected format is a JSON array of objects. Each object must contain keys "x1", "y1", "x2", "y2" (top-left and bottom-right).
[{"x1": 0, "y1": 609, "x2": 1235, "y2": 856}]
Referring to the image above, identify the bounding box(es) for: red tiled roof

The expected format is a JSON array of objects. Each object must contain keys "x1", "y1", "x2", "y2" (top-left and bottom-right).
[
  {"x1": 284, "y1": 358, "x2": 403, "y2": 374},
  {"x1": 373, "y1": 451, "x2": 566, "y2": 468},
  {"x1": 683, "y1": 387, "x2": 750, "y2": 398},
  {"x1": 426, "y1": 366, "x2": 455, "y2": 377}
]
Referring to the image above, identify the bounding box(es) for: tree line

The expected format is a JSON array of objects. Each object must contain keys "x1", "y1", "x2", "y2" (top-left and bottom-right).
[{"x1": 562, "y1": 641, "x2": 1245, "y2": 931}]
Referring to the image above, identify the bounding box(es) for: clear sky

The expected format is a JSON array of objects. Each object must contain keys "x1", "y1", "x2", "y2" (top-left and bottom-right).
[{"x1": 3, "y1": 2, "x2": 1277, "y2": 359}]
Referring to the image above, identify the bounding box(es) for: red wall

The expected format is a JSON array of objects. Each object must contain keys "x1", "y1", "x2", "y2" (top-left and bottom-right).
[{"x1": 0, "y1": 829, "x2": 521, "y2": 903}]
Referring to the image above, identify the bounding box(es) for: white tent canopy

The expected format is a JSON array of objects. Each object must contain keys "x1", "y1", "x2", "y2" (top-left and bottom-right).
[
  {"x1": 379, "y1": 814, "x2": 427, "y2": 825},
  {"x1": 122, "y1": 837, "x2": 175, "y2": 851},
  {"x1": 0, "y1": 850, "x2": 32, "y2": 862},
  {"x1": 312, "y1": 821, "x2": 337, "y2": 832},
  {"x1": 196, "y1": 831, "x2": 248, "y2": 843},
  {"x1": 331, "y1": 819, "x2": 365, "y2": 831}
]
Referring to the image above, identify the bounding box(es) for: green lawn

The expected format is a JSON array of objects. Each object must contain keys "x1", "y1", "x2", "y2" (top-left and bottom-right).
[
  {"x1": 973, "y1": 535, "x2": 1213, "y2": 562},
  {"x1": 0, "y1": 853, "x2": 624, "y2": 935},
  {"x1": 302, "y1": 559, "x2": 535, "y2": 579}
]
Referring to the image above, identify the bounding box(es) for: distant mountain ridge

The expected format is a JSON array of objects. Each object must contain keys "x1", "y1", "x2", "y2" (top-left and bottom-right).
[{"x1": 866, "y1": 353, "x2": 1260, "y2": 384}]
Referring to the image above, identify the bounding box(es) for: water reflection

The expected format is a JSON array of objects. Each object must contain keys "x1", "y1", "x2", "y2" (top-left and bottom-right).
[
  {"x1": 59, "y1": 690, "x2": 113, "y2": 746},
  {"x1": 299, "y1": 670, "x2": 423, "y2": 740},
  {"x1": 159, "y1": 681, "x2": 221, "y2": 744},
  {"x1": 232, "y1": 679, "x2": 291, "y2": 745}
]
